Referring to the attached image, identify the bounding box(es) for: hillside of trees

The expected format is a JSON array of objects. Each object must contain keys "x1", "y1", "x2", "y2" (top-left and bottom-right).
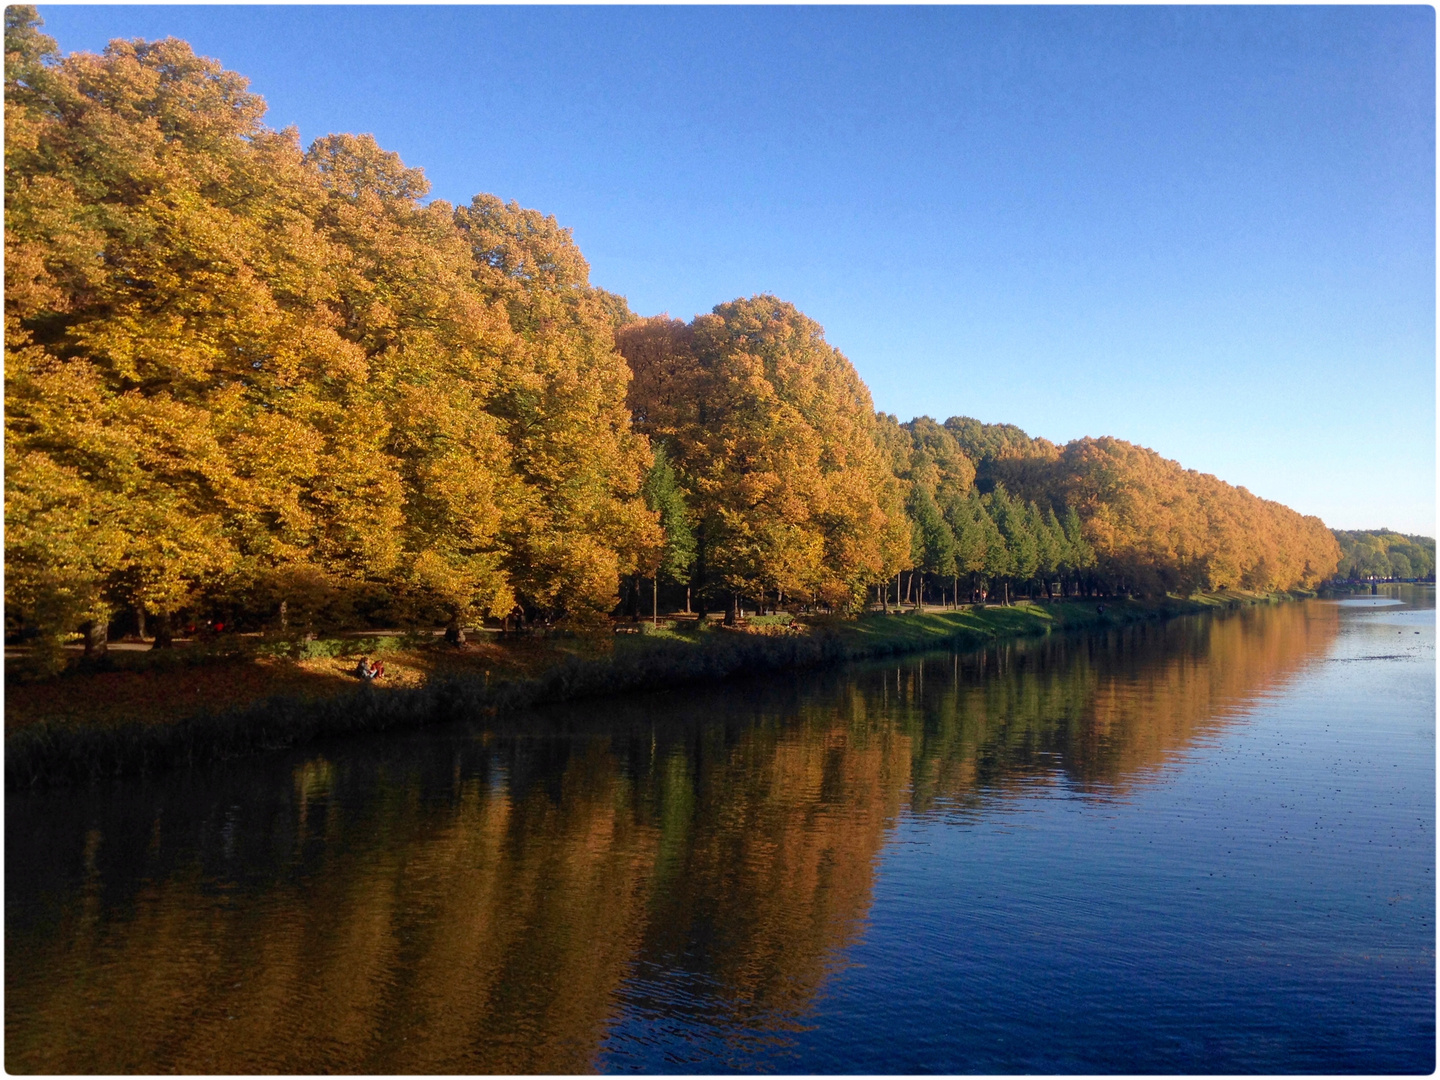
[
  {"x1": 1332, "y1": 531, "x2": 1436, "y2": 581},
  {"x1": 4, "y1": 12, "x2": 1344, "y2": 658}
]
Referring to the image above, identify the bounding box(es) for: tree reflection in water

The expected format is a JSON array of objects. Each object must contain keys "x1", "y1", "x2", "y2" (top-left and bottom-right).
[{"x1": 5, "y1": 603, "x2": 1341, "y2": 1073}]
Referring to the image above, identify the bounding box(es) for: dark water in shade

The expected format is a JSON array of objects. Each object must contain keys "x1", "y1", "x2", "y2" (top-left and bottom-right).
[{"x1": 6, "y1": 591, "x2": 1434, "y2": 1074}]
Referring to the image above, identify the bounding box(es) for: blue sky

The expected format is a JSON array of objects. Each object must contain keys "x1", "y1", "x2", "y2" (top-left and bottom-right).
[{"x1": 34, "y1": 5, "x2": 1436, "y2": 535}]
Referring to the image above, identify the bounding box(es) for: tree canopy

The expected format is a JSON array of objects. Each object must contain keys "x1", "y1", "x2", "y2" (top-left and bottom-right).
[
  {"x1": 617, "y1": 299, "x2": 909, "y2": 613},
  {"x1": 943, "y1": 420, "x2": 1341, "y2": 594},
  {"x1": 1333, "y1": 530, "x2": 1435, "y2": 580},
  {"x1": 5, "y1": 10, "x2": 654, "y2": 657},
  {"x1": 4, "y1": 13, "x2": 1350, "y2": 654}
]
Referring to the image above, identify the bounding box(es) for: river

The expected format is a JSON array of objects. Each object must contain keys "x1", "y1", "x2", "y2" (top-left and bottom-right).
[{"x1": 6, "y1": 590, "x2": 1434, "y2": 1073}]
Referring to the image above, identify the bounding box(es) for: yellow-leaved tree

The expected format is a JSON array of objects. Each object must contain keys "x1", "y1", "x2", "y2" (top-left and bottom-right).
[
  {"x1": 5, "y1": 11, "x2": 653, "y2": 650},
  {"x1": 455, "y1": 194, "x2": 659, "y2": 627},
  {"x1": 618, "y1": 297, "x2": 907, "y2": 617}
]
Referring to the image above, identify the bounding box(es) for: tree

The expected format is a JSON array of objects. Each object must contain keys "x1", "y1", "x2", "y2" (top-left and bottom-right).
[
  {"x1": 1058, "y1": 505, "x2": 1096, "y2": 594},
  {"x1": 4, "y1": 20, "x2": 655, "y2": 651},
  {"x1": 4, "y1": 12, "x2": 1351, "y2": 653},
  {"x1": 907, "y1": 483, "x2": 956, "y2": 607},
  {"x1": 954, "y1": 423, "x2": 1340, "y2": 594},
  {"x1": 1333, "y1": 530, "x2": 1435, "y2": 581},
  {"x1": 982, "y1": 485, "x2": 1037, "y2": 604},
  {"x1": 641, "y1": 442, "x2": 696, "y2": 615},
  {"x1": 942, "y1": 489, "x2": 991, "y2": 603},
  {"x1": 455, "y1": 193, "x2": 659, "y2": 626},
  {"x1": 5, "y1": 19, "x2": 347, "y2": 645},
  {"x1": 617, "y1": 298, "x2": 907, "y2": 617},
  {"x1": 1035, "y1": 506, "x2": 1064, "y2": 596}
]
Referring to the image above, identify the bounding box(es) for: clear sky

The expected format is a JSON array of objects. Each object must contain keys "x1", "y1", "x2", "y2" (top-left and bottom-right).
[{"x1": 32, "y1": 5, "x2": 1438, "y2": 535}]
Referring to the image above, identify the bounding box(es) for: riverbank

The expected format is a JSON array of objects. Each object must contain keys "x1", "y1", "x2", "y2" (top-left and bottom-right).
[{"x1": 6, "y1": 590, "x2": 1300, "y2": 786}]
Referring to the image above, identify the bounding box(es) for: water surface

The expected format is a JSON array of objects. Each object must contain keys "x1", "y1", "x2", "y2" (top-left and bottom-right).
[{"x1": 7, "y1": 593, "x2": 1434, "y2": 1072}]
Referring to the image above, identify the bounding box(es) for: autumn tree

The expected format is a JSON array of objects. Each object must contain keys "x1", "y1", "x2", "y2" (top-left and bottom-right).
[
  {"x1": 618, "y1": 298, "x2": 908, "y2": 617},
  {"x1": 951, "y1": 421, "x2": 1340, "y2": 594},
  {"x1": 5, "y1": 16, "x2": 654, "y2": 650},
  {"x1": 5, "y1": 17, "x2": 338, "y2": 648},
  {"x1": 4, "y1": 12, "x2": 1348, "y2": 656},
  {"x1": 455, "y1": 194, "x2": 659, "y2": 626}
]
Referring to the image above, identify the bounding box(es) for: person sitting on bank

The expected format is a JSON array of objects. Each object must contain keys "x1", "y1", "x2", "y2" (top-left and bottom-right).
[{"x1": 355, "y1": 656, "x2": 377, "y2": 681}]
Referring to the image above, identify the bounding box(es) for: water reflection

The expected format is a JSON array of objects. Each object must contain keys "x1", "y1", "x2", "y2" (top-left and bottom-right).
[
  {"x1": 5, "y1": 602, "x2": 1353, "y2": 1072},
  {"x1": 895, "y1": 599, "x2": 1341, "y2": 808}
]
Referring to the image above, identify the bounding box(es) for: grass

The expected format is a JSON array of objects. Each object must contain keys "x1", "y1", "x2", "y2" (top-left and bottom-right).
[{"x1": 6, "y1": 590, "x2": 1301, "y2": 787}]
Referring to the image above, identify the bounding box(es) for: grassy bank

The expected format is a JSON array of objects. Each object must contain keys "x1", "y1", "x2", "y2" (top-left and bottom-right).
[{"x1": 6, "y1": 590, "x2": 1297, "y2": 787}]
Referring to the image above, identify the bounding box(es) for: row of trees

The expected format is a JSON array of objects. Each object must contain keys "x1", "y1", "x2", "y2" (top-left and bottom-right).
[
  {"x1": 1333, "y1": 531, "x2": 1436, "y2": 581},
  {"x1": 4, "y1": 13, "x2": 1351, "y2": 658},
  {"x1": 968, "y1": 433, "x2": 1346, "y2": 596},
  {"x1": 5, "y1": 12, "x2": 657, "y2": 654},
  {"x1": 873, "y1": 415, "x2": 1094, "y2": 607}
]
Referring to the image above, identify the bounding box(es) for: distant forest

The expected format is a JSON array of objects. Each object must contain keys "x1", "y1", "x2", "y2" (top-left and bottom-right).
[
  {"x1": 4, "y1": 12, "x2": 1351, "y2": 654},
  {"x1": 1332, "y1": 531, "x2": 1435, "y2": 581}
]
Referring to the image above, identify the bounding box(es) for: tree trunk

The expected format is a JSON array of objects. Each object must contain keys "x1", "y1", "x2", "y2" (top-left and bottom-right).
[
  {"x1": 724, "y1": 592, "x2": 738, "y2": 626},
  {"x1": 685, "y1": 585, "x2": 691, "y2": 615},
  {"x1": 135, "y1": 606, "x2": 147, "y2": 640},
  {"x1": 82, "y1": 619, "x2": 108, "y2": 659},
  {"x1": 445, "y1": 616, "x2": 467, "y2": 646},
  {"x1": 152, "y1": 611, "x2": 174, "y2": 650},
  {"x1": 653, "y1": 576, "x2": 658, "y2": 625},
  {"x1": 279, "y1": 598, "x2": 289, "y2": 633}
]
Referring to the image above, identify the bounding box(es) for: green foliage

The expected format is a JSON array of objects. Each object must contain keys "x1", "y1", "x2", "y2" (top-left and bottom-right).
[
  {"x1": 747, "y1": 613, "x2": 795, "y2": 627},
  {"x1": 907, "y1": 483, "x2": 957, "y2": 578},
  {"x1": 255, "y1": 634, "x2": 422, "y2": 660},
  {"x1": 641, "y1": 443, "x2": 696, "y2": 586},
  {"x1": 1035, "y1": 506, "x2": 1064, "y2": 580},
  {"x1": 986, "y1": 484, "x2": 1038, "y2": 583},
  {"x1": 1333, "y1": 530, "x2": 1435, "y2": 580},
  {"x1": 943, "y1": 489, "x2": 995, "y2": 577}
]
